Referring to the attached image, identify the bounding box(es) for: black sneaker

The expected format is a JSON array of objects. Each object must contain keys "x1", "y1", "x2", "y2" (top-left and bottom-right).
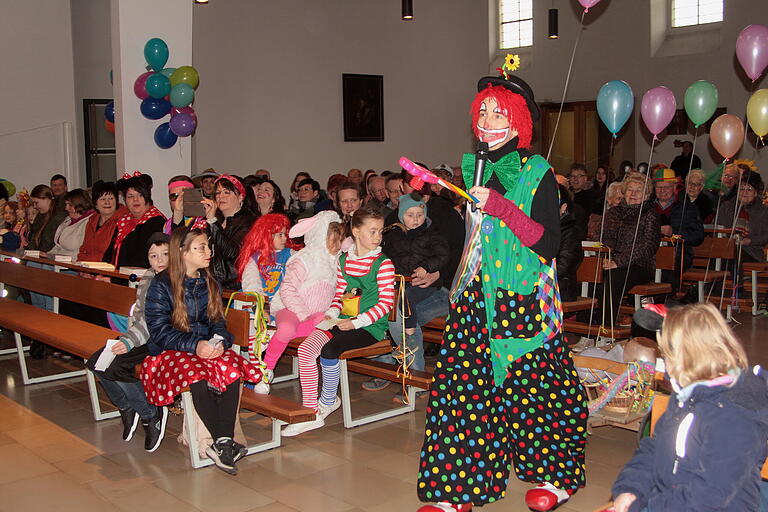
[
  {"x1": 142, "y1": 406, "x2": 168, "y2": 452},
  {"x1": 119, "y1": 408, "x2": 140, "y2": 442},
  {"x1": 205, "y1": 438, "x2": 238, "y2": 475},
  {"x1": 231, "y1": 440, "x2": 248, "y2": 463}
]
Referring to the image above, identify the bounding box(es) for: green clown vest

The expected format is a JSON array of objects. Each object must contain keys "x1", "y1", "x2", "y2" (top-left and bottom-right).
[
  {"x1": 456, "y1": 150, "x2": 563, "y2": 385},
  {"x1": 338, "y1": 252, "x2": 389, "y2": 341}
]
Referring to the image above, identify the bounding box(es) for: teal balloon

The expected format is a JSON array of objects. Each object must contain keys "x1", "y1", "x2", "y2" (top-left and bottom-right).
[
  {"x1": 169, "y1": 83, "x2": 194, "y2": 107},
  {"x1": 684, "y1": 80, "x2": 718, "y2": 127},
  {"x1": 160, "y1": 67, "x2": 176, "y2": 79},
  {"x1": 597, "y1": 80, "x2": 634, "y2": 135},
  {"x1": 144, "y1": 38, "x2": 169, "y2": 71},
  {"x1": 145, "y1": 73, "x2": 171, "y2": 99}
]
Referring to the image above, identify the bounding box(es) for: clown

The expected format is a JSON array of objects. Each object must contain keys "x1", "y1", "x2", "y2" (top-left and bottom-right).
[{"x1": 416, "y1": 75, "x2": 588, "y2": 512}]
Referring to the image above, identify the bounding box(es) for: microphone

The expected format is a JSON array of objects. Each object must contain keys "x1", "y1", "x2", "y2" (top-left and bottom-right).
[{"x1": 472, "y1": 142, "x2": 489, "y2": 210}]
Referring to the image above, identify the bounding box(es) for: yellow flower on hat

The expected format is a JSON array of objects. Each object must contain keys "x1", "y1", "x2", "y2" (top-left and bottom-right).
[
  {"x1": 504, "y1": 53, "x2": 521, "y2": 72},
  {"x1": 734, "y1": 159, "x2": 757, "y2": 172}
]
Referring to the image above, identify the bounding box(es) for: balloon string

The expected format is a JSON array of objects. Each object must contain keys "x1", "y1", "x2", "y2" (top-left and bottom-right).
[
  {"x1": 677, "y1": 128, "x2": 699, "y2": 235},
  {"x1": 546, "y1": 10, "x2": 587, "y2": 163}
]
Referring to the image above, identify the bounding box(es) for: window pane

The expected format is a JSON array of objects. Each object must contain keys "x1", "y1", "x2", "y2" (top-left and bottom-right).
[
  {"x1": 672, "y1": 0, "x2": 723, "y2": 27},
  {"x1": 498, "y1": 0, "x2": 533, "y2": 49}
]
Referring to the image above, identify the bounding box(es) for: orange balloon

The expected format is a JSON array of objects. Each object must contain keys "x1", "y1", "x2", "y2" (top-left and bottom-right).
[
  {"x1": 105, "y1": 120, "x2": 115, "y2": 134},
  {"x1": 709, "y1": 114, "x2": 744, "y2": 159}
]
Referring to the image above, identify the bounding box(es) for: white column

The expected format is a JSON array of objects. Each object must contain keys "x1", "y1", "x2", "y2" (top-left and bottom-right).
[{"x1": 110, "y1": 0, "x2": 192, "y2": 216}]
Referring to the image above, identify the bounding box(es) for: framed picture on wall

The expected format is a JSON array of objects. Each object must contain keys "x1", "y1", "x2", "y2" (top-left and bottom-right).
[
  {"x1": 342, "y1": 74, "x2": 384, "y2": 141},
  {"x1": 667, "y1": 107, "x2": 727, "y2": 135}
]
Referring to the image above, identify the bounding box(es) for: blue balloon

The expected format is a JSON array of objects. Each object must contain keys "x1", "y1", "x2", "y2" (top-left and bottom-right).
[
  {"x1": 140, "y1": 97, "x2": 171, "y2": 120},
  {"x1": 597, "y1": 80, "x2": 634, "y2": 136},
  {"x1": 145, "y1": 73, "x2": 171, "y2": 99},
  {"x1": 104, "y1": 101, "x2": 115, "y2": 123},
  {"x1": 154, "y1": 122, "x2": 177, "y2": 149},
  {"x1": 144, "y1": 38, "x2": 169, "y2": 72}
]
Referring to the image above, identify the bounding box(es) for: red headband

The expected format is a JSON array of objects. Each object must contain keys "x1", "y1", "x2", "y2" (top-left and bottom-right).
[
  {"x1": 215, "y1": 174, "x2": 245, "y2": 198},
  {"x1": 122, "y1": 170, "x2": 142, "y2": 180},
  {"x1": 167, "y1": 180, "x2": 194, "y2": 191}
]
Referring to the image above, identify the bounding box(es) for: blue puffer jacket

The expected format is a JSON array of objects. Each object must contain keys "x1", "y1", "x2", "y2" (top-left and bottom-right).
[
  {"x1": 612, "y1": 367, "x2": 768, "y2": 512},
  {"x1": 144, "y1": 270, "x2": 233, "y2": 356}
]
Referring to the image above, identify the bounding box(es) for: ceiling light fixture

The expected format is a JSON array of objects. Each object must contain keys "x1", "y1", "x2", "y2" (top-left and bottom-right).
[
  {"x1": 548, "y1": 9, "x2": 559, "y2": 39},
  {"x1": 402, "y1": 0, "x2": 413, "y2": 20}
]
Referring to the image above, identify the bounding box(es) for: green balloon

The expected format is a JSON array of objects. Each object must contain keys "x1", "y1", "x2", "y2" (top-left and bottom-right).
[
  {"x1": 170, "y1": 66, "x2": 200, "y2": 89},
  {"x1": 144, "y1": 38, "x2": 169, "y2": 72},
  {"x1": 684, "y1": 80, "x2": 718, "y2": 128},
  {"x1": 169, "y1": 83, "x2": 195, "y2": 108},
  {"x1": 160, "y1": 67, "x2": 176, "y2": 79}
]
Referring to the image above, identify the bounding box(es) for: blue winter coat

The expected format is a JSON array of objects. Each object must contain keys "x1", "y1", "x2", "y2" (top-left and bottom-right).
[
  {"x1": 144, "y1": 270, "x2": 233, "y2": 356},
  {"x1": 612, "y1": 368, "x2": 768, "y2": 512}
]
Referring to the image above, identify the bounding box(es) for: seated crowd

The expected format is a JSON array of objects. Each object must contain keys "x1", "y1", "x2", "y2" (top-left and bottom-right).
[{"x1": 1, "y1": 156, "x2": 766, "y2": 492}]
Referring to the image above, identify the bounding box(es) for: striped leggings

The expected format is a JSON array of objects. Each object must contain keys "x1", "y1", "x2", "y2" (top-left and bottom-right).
[{"x1": 297, "y1": 326, "x2": 377, "y2": 409}]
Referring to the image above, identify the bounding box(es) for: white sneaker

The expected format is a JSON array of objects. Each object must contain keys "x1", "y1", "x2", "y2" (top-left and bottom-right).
[
  {"x1": 281, "y1": 417, "x2": 325, "y2": 437},
  {"x1": 316, "y1": 396, "x2": 341, "y2": 420},
  {"x1": 253, "y1": 368, "x2": 273, "y2": 395}
]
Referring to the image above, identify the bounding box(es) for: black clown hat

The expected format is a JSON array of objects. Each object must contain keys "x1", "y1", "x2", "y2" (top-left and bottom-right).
[{"x1": 477, "y1": 76, "x2": 540, "y2": 121}]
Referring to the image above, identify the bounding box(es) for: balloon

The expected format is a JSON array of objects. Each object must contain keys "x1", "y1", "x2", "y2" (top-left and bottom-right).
[
  {"x1": 684, "y1": 80, "x2": 718, "y2": 128},
  {"x1": 710, "y1": 114, "x2": 745, "y2": 160},
  {"x1": 154, "y1": 122, "x2": 177, "y2": 149},
  {"x1": 169, "y1": 113, "x2": 197, "y2": 137},
  {"x1": 596, "y1": 80, "x2": 634, "y2": 135},
  {"x1": 171, "y1": 106, "x2": 197, "y2": 123},
  {"x1": 144, "y1": 38, "x2": 169, "y2": 72},
  {"x1": 169, "y1": 83, "x2": 195, "y2": 108},
  {"x1": 578, "y1": 0, "x2": 601, "y2": 10},
  {"x1": 170, "y1": 66, "x2": 200, "y2": 89},
  {"x1": 145, "y1": 73, "x2": 171, "y2": 99},
  {"x1": 160, "y1": 67, "x2": 176, "y2": 79},
  {"x1": 133, "y1": 71, "x2": 153, "y2": 100},
  {"x1": 104, "y1": 101, "x2": 115, "y2": 123},
  {"x1": 140, "y1": 97, "x2": 171, "y2": 120},
  {"x1": 736, "y1": 24, "x2": 768, "y2": 82},
  {"x1": 747, "y1": 89, "x2": 768, "y2": 138},
  {"x1": 640, "y1": 86, "x2": 676, "y2": 137},
  {"x1": 104, "y1": 120, "x2": 115, "y2": 134}
]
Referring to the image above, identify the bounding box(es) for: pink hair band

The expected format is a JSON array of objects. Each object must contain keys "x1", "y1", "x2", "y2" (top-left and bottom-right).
[{"x1": 168, "y1": 180, "x2": 195, "y2": 190}]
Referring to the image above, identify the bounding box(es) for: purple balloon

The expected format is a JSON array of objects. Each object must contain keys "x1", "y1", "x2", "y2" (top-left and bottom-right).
[
  {"x1": 736, "y1": 24, "x2": 768, "y2": 82},
  {"x1": 133, "y1": 71, "x2": 153, "y2": 100},
  {"x1": 169, "y1": 112, "x2": 197, "y2": 137},
  {"x1": 641, "y1": 86, "x2": 676, "y2": 137}
]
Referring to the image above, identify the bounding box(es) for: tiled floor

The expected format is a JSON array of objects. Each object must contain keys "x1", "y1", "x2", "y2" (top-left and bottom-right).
[{"x1": 0, "y1": 310, "x2": 765, "y2": 512}]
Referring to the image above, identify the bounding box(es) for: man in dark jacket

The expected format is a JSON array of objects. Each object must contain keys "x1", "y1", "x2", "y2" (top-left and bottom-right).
[
  {"x1": 556, "y1": 186, "x2": 584, "y2": 302},
  {"x1": 653, "y1": 168, "x2": 704, "y2": 293}
]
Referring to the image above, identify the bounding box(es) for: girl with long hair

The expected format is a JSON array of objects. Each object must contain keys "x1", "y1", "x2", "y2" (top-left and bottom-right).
[{"x1": 142, "y1": 227, "x2": 262, "y2": 475}]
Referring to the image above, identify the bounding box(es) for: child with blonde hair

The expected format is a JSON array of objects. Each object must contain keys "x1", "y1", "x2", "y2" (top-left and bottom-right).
[{"x1": 611, "y1": 302, "x2": 768, "y2": 512}]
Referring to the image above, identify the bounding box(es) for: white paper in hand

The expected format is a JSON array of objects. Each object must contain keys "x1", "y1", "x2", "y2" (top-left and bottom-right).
[
  {"x1": 207, "y1": 334, "x2": 224, "y2": 348},
  {"x1": 316, "y1": 318, "x2": 338, "y2": 331},
  {"x1": 94, "y1": 339, "x2": 121, "y2": 371}
]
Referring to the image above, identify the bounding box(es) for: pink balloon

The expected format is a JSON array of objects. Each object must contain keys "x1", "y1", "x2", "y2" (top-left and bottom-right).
[
  {"x1": 736, "y1": 24, "x2": 768, "y2": 82},
  {"x1": 578, "y1": 0, "x2": 601, "y2": 10},
  {"x1": 641, "y1": 86, "x2": 677, "y2": 137},
  {"x1": 171, "y1": 106, "x2": 197, "y2": 123},
  {"x1": 133, "y1": 71, "x2": 152, "y2": 100}
]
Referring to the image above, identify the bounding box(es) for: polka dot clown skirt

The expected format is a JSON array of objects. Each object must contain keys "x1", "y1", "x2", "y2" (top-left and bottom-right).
[
  {"x1": 141, "y1": 349, "x2": 262, "y2": 406},
  {"x1": 417, "y1": 274, "x2": 588, "y2": 506}
]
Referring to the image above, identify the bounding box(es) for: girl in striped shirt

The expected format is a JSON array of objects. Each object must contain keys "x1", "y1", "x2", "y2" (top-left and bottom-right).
[{"x1": 282, "y1": 206, "x2": 395, "y2": 436}]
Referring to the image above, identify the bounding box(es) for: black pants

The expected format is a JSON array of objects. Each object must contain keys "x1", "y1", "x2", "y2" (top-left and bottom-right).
[
  {"x1": 600, "y1": 265, "x2": 654, "y2": 321},
  {"x1": 189, "y1": 380, "x2": 239, "y2": 440},
  {"x1": 319, "y1": 326, "x2": 378, "y2": 360}
]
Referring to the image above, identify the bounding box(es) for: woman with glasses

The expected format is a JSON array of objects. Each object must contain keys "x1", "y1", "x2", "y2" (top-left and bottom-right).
[
  {"x1": 200, "y1": 175, "x2": 257, "y2": 290},
  {"x1": 685, "y1": 169, "x2": 714, "y2": 222},
  {"x1": 719, "y1": 170, "x2": 768, "y2": 263}
]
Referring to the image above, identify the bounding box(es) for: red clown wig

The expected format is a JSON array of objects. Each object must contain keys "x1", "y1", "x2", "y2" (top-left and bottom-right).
[
  {"x1": 237, "y1": 213, "x2": 294, "y2": 282},
  {"x1": 470, "y1": 84, "x2": 533, "y2": 149}
]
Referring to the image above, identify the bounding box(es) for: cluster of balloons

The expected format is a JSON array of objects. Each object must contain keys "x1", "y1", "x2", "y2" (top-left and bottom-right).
[
  {"x1": 596, "y1": 23, "x2": 768, "y2": 161},
  {"x1": 134, "y1": 38, "x2": 200, "y2": 149}
]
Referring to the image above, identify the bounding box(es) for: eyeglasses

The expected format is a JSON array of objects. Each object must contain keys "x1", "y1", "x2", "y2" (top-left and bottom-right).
[
  {"x1": 687, "y1": 182, "x2": 704, "y2": 188},
  {"x1": 169, "y1": 193, "x2": 179, "y2": 201}
]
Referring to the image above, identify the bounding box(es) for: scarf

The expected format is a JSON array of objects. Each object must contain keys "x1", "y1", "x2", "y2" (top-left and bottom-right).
[{"x1": 113, "y1": 206, "x2": 165, "y2": 264}]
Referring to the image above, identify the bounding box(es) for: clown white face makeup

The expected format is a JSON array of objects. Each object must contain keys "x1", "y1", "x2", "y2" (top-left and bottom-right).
[{"x1": 476, "y1": 97, "x2": 518, "y2": 150}]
